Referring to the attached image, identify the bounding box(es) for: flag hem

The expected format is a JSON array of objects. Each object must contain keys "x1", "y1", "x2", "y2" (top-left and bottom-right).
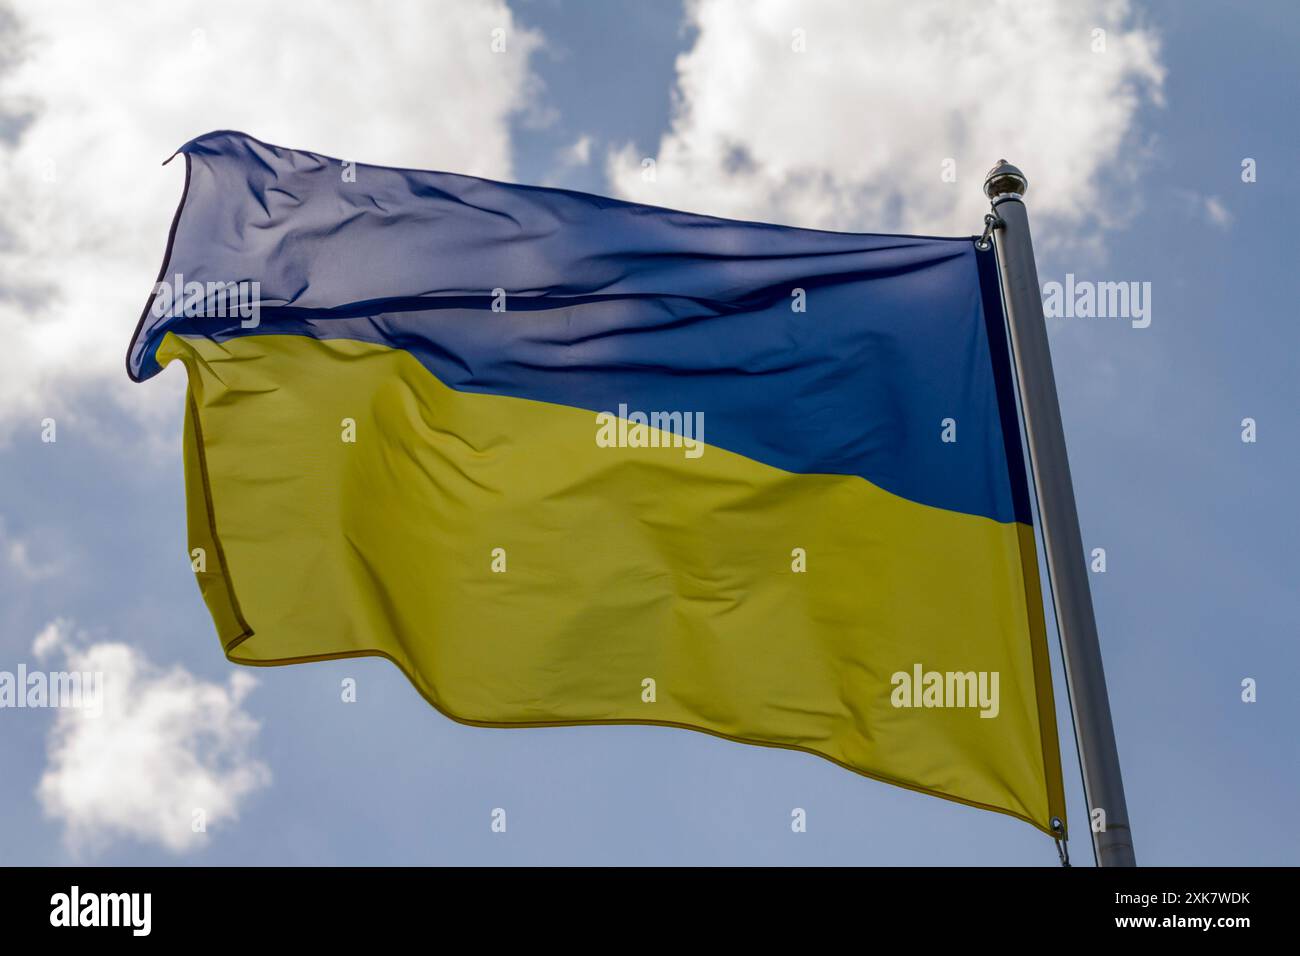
[
  {"x1": 223, "y1": 641, "x2": 1064, "y2": 840},
  {"x1": 977, "y1": 245, "x2": 1070, "y2": 838}
]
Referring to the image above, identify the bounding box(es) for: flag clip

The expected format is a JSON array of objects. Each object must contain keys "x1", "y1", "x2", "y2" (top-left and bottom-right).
[
  {"x1": 975, "y1": 214, "x2": 1004, "y2": 251},
  {"x1": 1051, "y1": 816, "x2": 1071, "y2": 867}
]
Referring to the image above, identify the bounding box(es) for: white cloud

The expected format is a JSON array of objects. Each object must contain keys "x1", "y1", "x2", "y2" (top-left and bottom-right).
[
  {"x1": 1202, "y1": 195, "x2": 1232, "y2": 229},
  {"x1": 35, "y1": 620, "x2": 270, "y2": 855},
  {"x1": 30, "y1": 616, "x2": 69, "y2": 659},
  {"x1": 0, "y1": 0, "x2": 544, "y2": 435},
  {"x1": 608, "y1": 0, "x2": 1163, "y2": 237},
  {"x1": 560, "y1": 133, "x2": 594, "y2": 167},
  {"x1": 0, "y1": 514, "x2": 60, "y2": 580},
  {"x1": 1171, "y1": 188, "x2": 1233, "y2": 230}
]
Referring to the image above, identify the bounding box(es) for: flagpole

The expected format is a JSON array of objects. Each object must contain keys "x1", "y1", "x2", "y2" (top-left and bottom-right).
[{"x1": 982, "y1": 161, "x2": 1136, "y2": 867}]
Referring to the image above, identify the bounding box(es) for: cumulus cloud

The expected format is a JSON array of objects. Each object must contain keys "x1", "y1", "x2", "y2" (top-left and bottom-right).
[
  {"x1": 608, "y1": 0, "x2": 1163, "y2": 237},
  {"x1": 35, "y1": 619, "x2": 270, "y2": 855},
  {"x1": 0, "y1": 0, "x2": 543, "y2": 435}
]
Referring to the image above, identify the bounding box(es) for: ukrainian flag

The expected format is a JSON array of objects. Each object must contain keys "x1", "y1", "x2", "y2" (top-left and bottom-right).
[{"x1": 129, "y1": 131, "x2": 1066, "y2": 836}]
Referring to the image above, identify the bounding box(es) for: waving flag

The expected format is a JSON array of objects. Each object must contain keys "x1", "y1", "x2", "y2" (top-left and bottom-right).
[{"x1": 129, "y1": 131, "x2": 1065, "y2": 835}]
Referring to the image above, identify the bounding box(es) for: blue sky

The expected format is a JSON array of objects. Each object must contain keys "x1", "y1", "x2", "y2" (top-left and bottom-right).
[{"x1": 0, "y1": 0, "x2": 1296, "y2": 866}]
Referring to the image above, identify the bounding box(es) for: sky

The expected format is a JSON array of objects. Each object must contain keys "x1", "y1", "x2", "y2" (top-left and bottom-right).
[{"x1": 1, "y1": 0, "x2": 1297, "y2": 866}]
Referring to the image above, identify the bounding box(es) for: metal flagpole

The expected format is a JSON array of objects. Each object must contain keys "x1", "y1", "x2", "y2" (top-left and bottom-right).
[{"x1": 981, "y1": 161, "x2": 1136, "y2": 867}]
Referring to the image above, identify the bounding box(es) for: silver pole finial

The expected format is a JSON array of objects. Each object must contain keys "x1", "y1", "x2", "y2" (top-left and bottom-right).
[{"x1": 984, "y1": 160, "x2": 1028, "y2": 203}]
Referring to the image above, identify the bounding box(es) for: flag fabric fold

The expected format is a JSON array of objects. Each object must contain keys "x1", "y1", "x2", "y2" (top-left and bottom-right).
[{"x1": 129, "y1": 130, "x2": 1066, "y2": 835}]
